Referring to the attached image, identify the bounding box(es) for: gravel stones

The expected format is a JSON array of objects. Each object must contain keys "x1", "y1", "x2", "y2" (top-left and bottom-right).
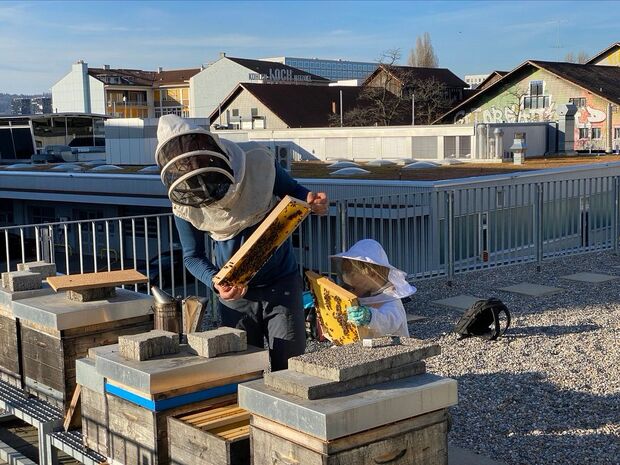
[
  {"x1": 118, "y1": 330, "x2": 179, "y2": 361},
  {"x1": 288, "y1": 338, "x2": 440, "y2": 382},
  {"x1": 406, "y1": 251, "x2": 620, "y2": 465},
  {"x1": 187, "y1": 327, "x2": 247, "y2": 358}
]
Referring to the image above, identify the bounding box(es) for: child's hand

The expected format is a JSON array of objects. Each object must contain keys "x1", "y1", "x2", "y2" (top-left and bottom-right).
[{"x1": 346, "y1": 305, "x2": 372, "y2": 326}]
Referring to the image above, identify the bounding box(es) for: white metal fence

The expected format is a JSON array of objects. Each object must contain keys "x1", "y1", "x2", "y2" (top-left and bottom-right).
[{"x1": 2, "y1": 173, "x2": 619, "y2": 297}]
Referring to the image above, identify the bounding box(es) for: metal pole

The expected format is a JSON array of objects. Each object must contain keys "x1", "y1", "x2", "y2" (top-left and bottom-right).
[
  {"x1": 337, "y1": 201, "x2": 348, "y2": 253},
  {"x1": 447, "y1": 191, "x2": 455, "y2": 285},
  {"x1": 339, "y1": 90, "x2": 343, "y2": 127},
  {"x1": 614, "y1": 177, "x2": 619, "y2": 255},
  {"x1": 411, "y1": 94, "x2": 415, "y2": 125},
  {"x1": 535, "y1": 183, "x2": 544, "y2": 271}
]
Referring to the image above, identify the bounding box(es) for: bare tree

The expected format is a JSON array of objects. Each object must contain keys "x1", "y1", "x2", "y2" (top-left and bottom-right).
[
  {"x1": 407, "y1": 78, "x2": 451, "y2": 124},
  {"x1": 564, "y1": 50, "x2": 591, "y2": 64},
  {"x1": 407, "y1": 32, "x2": 439, "y2": 68},
  {"x1": 504, "y1": 84, "x2": 529, "y2": 122}
]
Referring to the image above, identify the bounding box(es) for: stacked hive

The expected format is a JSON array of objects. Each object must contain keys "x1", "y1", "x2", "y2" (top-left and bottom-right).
[{"x1": 240, "y1": 337, "x2": 458, "y2": 465}]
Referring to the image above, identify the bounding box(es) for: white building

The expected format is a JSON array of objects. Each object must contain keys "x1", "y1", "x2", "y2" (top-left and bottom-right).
[
  {"x1": 189, "y1": 54, "x2": 329, "y2": 118},
  {"x1": 464, "y1": 74, "x2": 490, "y2": 89},
  {"x1": 262, "y1": 56, "x2": 378, "y2": 80}
]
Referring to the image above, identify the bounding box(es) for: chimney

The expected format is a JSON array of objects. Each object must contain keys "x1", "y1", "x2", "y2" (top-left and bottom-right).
[
  {"x1": 201, "y1": 64, "x2": 206, "y2": 70},
  {"x1": 103, "y1": 64, "x2": 110, "y2": 70},
  {"x1": 219, "y1": 52, "x2": 226, "y2": 59},
  {"x1": 158, "y1": 66, "x2": 163, "y2": 73}
]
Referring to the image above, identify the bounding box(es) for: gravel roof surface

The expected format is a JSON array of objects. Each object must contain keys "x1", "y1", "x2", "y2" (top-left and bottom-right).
[{"x1": 404, "y1": 251, "x2": 620, "y2": 465}]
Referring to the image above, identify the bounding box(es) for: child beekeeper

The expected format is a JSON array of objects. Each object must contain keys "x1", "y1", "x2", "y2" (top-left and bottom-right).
[{"x1": 330, "y1": 239, "x2": 416, "y2": 337}]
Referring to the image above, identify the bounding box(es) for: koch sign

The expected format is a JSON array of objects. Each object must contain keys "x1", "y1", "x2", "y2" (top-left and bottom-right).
[{"x1": 249, "y1": 68, "x2": 311, "y2": 82}]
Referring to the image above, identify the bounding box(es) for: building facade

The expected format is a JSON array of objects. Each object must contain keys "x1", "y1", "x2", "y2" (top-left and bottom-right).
[
  {"x1": 464, "y1": 74, "x2": 490, "y2": 89},
  {"x1": 261, "y1": 56, "x2": 378, "y2": 81},
  {"x1": 190, "y1": 55, "x2": 329, "y2": 119},
  {"x1": 52, "y1": 61, "x2": 200, "y2": 118}
]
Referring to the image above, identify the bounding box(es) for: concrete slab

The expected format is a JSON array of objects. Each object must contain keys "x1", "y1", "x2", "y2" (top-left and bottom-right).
[
  {"x1": 239, "y1": 373, "x2": 458, "y2": 440},
  {"x1": 1, "y1": 271, "x2": 41, "y2": 293},
  {"x1": 498, "y1": 282, "x2": 564, "y2": 297},
  {"x1": 0, "y1": 283, "x2": 54, "y2": 312},
  {"x1": 288, "y1": 339, "x2": 440, "y2": 382},
  {"x1": 119, "y1": 330, "x2": 179, "y2": 361},
  {"x1": 432, "y1": 295, "x2": 483, "y2": 310},
  {"x1": 94, "y1": 343, "x2": 268, "y2": 394},
  {"x1": 264, "y1": 361, "x2": 426, "y2": 400},
  {"x1": 560, "y1": 272, "x2": 619, "y2": 283},
  {"x1": 12, "y1": 288, "x2": 153, "y2": 330},
  {"x1": 187, "y1": 327, "x2": 247, "y2": 358},
  {"x1": 17, "y1": 261, "x2": 56, "y2": 279},
  {"x1": 449, "y1": 445, "x2": 506, "y2": 465},
  {"x1": 76, "y1": 357, "x2": 105, "y2": 394}
]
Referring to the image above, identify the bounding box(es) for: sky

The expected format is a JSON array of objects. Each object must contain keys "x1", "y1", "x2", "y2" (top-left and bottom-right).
[{"x1": 1, "y1": 0, "x2": 620, "y2": 94}]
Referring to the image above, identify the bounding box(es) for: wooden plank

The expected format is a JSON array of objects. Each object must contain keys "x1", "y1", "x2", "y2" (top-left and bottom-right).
[
  {"x1": 47, "y1": 269, "x2": 148, "y2": 292},
  {"x1": 194, "y1": 412, "x2": 250, "y2": 429},
  {"x1": 63, "y1": 385, "x2": 82, "y2": 431},
  {"x1": 305, "y1": 271, "x2": 369, "y2": 345},
  {"x1": 213, "y1": 196, "x2": 310, "y2": 287}
]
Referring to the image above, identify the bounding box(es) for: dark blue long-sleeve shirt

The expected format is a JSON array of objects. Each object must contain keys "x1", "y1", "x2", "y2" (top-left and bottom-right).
[{"x1": 175, "y1": 162, "x2": 310, "y2": 290}]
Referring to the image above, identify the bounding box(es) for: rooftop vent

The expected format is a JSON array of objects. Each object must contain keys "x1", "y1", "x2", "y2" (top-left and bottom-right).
[
  {"x1": 157, "y1": 66, "x2": 163, "y2": 73},
  {"x1": 138, "y1": 165, "x2": 160, "y2": 173},
  {"x1": 367, "y1": 160, "x2": 395, "y2": 167},
  {"x1": 402, "y1": 161, "x2": 439, "y2": 170},
  {"x1": 89, "y1": 164, "x2": 122, "y2": 172},
  {"x1": 103, "y1": 64, "x2": 110, "y2": 70},
  {"x1": 330, "y1": 167, "x2": 370, "y2": 176},
  {"x1": 328, "y1": 161, "x2": 359, "y2": 169}
]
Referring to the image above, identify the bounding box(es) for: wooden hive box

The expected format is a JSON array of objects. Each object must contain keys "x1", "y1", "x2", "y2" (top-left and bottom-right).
[
  {"x1": 0, "y1": 306, "x2": 21, "y2": 387},
  {"x1": 250, "y1": 409, "x2": 449, "y2": 465},
  {"x1": 20, "y1": 313, "x2": 154, "y2": 412},
  {"x1": 168, "y1": 401, "x2": 250, "y2": 465},
  {"x1": 305, "y1": 271, "x2": 369, "y2": 345},
  {"x1": 213, "y1": 196, "x2": 310, "y2": 287}
]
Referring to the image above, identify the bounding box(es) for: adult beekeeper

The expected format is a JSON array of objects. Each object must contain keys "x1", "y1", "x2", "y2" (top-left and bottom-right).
[
  {"x1": 331, "y1": 239, "x2": 416, "y2": 337},
  {"x1": 155, "y1": 115, "x2": 327, "y2": 371}
]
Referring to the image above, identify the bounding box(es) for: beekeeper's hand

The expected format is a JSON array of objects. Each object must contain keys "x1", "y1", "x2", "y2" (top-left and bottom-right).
[
  {"x1": 307, "y1": 192, "x2": 328, "y2": 215},
  {"x1": 214, "y1": 282, "x2": 248, "y2": 301},
  {"x1": 346, "y1": 305, "x2": 372, "y2": 326}
]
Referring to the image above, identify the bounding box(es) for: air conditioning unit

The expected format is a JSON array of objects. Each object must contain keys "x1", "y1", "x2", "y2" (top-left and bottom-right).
[{"x1": 275, "y1": 145, "x2": 290, "y2": 171}]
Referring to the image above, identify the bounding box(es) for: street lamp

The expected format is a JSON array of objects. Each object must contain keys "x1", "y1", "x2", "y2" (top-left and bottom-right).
[{"x1": 122, "y1": 95, "x2": 127, "y2": 117}]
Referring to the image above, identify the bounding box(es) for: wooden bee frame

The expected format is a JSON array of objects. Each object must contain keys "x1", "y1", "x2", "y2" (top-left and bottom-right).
[
  {"x1": 213, "y1": 196, "x2": 310, "y2": 287},
  {"x1": 305, "y1": 271, "x2": 370, "y2": 345}
]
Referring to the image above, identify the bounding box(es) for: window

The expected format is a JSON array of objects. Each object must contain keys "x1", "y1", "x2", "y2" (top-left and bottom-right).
[
  {"x1": 592, "y1": 128, "x2": 601, "y2": 139},
  {"x1": 250, "y1": 108, "x2": 258, "y2": 117},
  {"x1": 232, "y1": 109, "x2": 239, "y2": 117},
  {"x1": 529, "y1": 80, "x2": 543, "y2": 96},
  {"x1": 569, "y1": 97, "x2": 586, "y2": 108},
  {"x1": 579, "y1": 128, "x2": 589, "y2": 139},
  {"x1": 523, "y1": 96, "x2": 548, "y2": 109},
  {"x1": 614, "y1": 128, "x2": 620, "y2": 139}
]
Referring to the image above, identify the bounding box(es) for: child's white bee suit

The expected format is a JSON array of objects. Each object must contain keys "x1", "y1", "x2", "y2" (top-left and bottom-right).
[{"x1": 331, "y1": 239, "x2": 417, "y2": 337}]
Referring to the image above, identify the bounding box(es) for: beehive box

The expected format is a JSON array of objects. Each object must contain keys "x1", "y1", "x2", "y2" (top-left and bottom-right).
[
  {"x1": 213, "y1": 196, "x2": 310, "y2": 287},
  {"x1": 13, "y1": 288, "x2": 153, "y2": 411},
  {"x1": 168, "y1": 401, "x2": 250, "y2": 465},
  {"x1": 250, "y1": 409, "x2": 449, "y2": 465},
  {"x1": 305, "y1": 271, "x2": 369, "y2": 345},
  {"x1": 0, "y1": 306, "x2": 21, "y2": 387}
]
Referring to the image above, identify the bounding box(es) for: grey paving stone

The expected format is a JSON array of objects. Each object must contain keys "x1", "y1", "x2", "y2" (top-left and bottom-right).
[
  {"x1": 2, "y1": 271, "x2": 42, "y2": 292},
  {"x1": 187, "y1": 327, "x2": 247, "y2": 358},
  {"x1": 432, "y1": 294, "x2": 483, "y2": 310},
  {"x1": 17, "y1": 261, "x2": 57, "y2": 279},
  {"x1": 560, "y1": 272, "x2": 619, "y2": 283},
  {"x1": 498, "y1": 282, "x2": 564, "y2": 297},
  {"x1": 67, "y1": 286, "x2": 116, "y2": 302},
  {"x1": 265, "y1": 361, "x2": 426, "y2": 399},
  {"x1": 118, "y1": 330, "x2": 179, "y2": 361},
  {"x1": 288, "y1": 338, "x2": 440, "y2": 382}
]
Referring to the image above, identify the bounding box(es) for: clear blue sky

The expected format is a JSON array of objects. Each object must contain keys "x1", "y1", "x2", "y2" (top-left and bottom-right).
[{"x1": 1, "y1": 0, "x2": 619, "y2": 94}]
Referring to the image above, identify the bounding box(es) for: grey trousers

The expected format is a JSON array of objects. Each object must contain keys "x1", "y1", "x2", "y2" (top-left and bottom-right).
[{"x1": 218, "y1": 273, "x2": 306, "y2": 372}]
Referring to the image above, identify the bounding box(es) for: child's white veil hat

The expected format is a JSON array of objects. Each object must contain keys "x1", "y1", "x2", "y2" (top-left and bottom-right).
[{"x1": 330, "y1": 239, "x2": 416, "y2": 300}]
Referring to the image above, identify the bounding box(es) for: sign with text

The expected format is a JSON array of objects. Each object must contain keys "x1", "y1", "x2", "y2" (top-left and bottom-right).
[{"x1": 249, "y1": 68, "x2": 311, "y2": 82}]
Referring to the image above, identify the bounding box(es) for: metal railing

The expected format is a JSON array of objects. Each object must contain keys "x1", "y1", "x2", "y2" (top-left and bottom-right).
[{"x1": 2, "y1": 174, "x2": 619, "y2": 297}]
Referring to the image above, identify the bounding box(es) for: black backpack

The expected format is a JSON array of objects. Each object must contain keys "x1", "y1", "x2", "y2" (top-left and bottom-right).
[{"x1": 454, "y1": 298, "x2": 511, "y2": 340}]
